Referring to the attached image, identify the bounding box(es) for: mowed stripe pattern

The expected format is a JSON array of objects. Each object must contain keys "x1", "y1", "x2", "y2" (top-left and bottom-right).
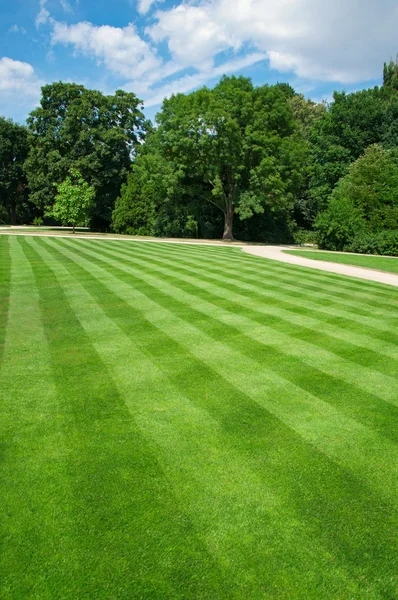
[{"x1": 0, "y1": 236, "x2": 397, "y2": 600}]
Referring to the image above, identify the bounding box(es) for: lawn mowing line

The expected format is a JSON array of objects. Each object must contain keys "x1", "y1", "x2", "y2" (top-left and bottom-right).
[
  {"x1": 114, "y1": 241, "x2": 398, "y2": 319},
  {"x1": 72, "y1": 239, "x2": 398, "y2": 388},
  {"x1": 285, "y1": 250, "x2": 398, "y2": 275},
  {"x1": 120, "y1": 241, "x2": 398, "y2": 328},
  {"x1": 46, "y1": 238, "x2": 398, "y2": 502},
  {"x1": 49, "y1": 239, "x2": 398, "y2": 443},
  {"x1": 219, "y1": 248, "x2": 398, "y2": 299},
  {"x1": 60, "y1": 239, "x2": 398, "y2": 442},
  {"x1": 124, "y1": 241, "x2": 397, "y2": 303},
  {"x1": 0, "y1": 236, "x2": 11, "y2": 364},
  {"x1": 31, "y1": 238, "x2": 374, "y2": 599},
  {"x1": 99, "y1": 241, "x2": 398, "y2": 357},
  {"x1": 37, "y1": 237, "x2": 398, "y2": 596},
  {"x1": 113, "y1": 244, "x2": 396, "y2": 332},
  {"x1": 0, "y1": 236, "x2": 80, "y2": 600},
  {"x1": 20, "y1": 237, "x2": 233, "y2": 600}
]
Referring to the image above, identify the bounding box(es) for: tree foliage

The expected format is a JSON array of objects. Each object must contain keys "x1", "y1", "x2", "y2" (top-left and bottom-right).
[
  {"x1": 315, "y1": 145, "x2": 398, "y2": 251},
  {"x1": 0, "y1": 117, "x2": 30, "y2": 224},
  {"x1": 25, "y1": 82, "x2": 149, "y2": 230},
  {"x1": 154, "y1": 76, "x2": 307, "y2": 239},
  {"x1": 308, "y1": 88, "x2": 388, "y2": 214}
]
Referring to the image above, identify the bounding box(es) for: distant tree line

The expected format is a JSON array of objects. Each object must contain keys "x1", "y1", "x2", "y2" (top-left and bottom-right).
[{"x1": 1, "y1": 59, "x2": 398, "y2": 254}]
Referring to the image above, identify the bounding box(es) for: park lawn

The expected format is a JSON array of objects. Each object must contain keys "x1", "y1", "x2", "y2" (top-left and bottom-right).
[
  {"x1": 285, "y1": 249, "x2": 398, "y2": 274},
  {"x1": 0, "y1": 236, "x2": 397, "y2": 600}
]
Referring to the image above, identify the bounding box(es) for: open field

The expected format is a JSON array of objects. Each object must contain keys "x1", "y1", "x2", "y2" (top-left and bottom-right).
[
  {"x1": 285, "y1": 249, "x2": 398, "y2": 274},
  {"x1": 1, "y1": 235, "x2": 398, "y2": 599}
]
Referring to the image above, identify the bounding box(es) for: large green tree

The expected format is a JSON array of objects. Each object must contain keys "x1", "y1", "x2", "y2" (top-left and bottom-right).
[
  {"x1": 25, "y1": 82, "x2": 150, "y2": 230},
  {"x1": 155, "y1": 76, "x2": 306, "y2": 239},
  {"x1": 112, "y1": 136, "x2": 223, "y2": 239},
  {"x1": 307, "y1": 60, "x2": 398, "y2": 221},
  {"x1": 308, "y1": 87, "x2": 388, "y2": 214},
  {"x1": 0, "y1": 117, "x2": 30, "y2": 225}
]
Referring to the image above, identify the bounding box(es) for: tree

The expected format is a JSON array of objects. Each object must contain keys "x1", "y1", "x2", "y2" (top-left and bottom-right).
[
  {"x1": 112, "y1": 135, "x2": 180, "y2": 235},
  {"x1": 25, "y1": 82, "x2": 150, "y2": 230},
  {"x1": 0, "y1": 117, "x2": 30, "y2": 224},
  {"x1": 155, "y1": 76, "x2": 306, "y2": 240},
  {"x1": 47, "y1": 168, "x2": 95, "y2": 233},
  {"x1": 308, "y1": 87, "x2": 388, "y2": 214},
  {"x1": 315, "y1": 145, "x2": 398, "y2": 250},
  {"x1": 383, "y1": 57, "x2": 398, "y2": 91}
]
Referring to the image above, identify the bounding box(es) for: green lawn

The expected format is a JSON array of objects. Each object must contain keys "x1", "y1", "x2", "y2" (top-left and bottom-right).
[
  {"x1": 285, "y1": 249, "x2": 398, "y2": 274},
  {"x1": 1, "y1": 235, "x2": 398, "y2": 599}
]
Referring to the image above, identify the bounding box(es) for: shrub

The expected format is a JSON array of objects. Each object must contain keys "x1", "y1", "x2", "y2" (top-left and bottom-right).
[
  {"x1": 315, "y1": 145, "x2": 398, "y2": 252},
  {"x1": 112, "y1": 176, "x2": 155, "y2": 236},
  {"x1": 345, "y1": 230, "x2": 398, "y2": 256},
  {"x1": 33, "y1": 216, "x2": 43, "y2": 226},
  {"x1": 315, "y1": 195, "x2": 365, "y2": 251},
  {"x1": 293, "y1": 228, "x2": 318, "y2": 245}
]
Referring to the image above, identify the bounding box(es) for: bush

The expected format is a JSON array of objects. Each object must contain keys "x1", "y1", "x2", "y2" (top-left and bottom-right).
[
  {"x1": 315, "y1": 145, "x2": 398, "y2": 252},
  {"x1": 33, "y1": 216, "x2": 43, "y2": 226},
  {"x1": 293, "y1": 228, "x2": 318, "y2": 245},
  {"x1": 112, "y1": 177, "x2": 155, "y2": 236},
  {"x1": 315, "y1": 195, "x2": 365, "y2": 251},
  {"x1": 345, "y1": 230, "x2": 398, "y2": 256}
]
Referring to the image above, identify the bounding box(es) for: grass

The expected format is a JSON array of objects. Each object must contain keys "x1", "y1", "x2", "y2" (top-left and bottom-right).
[
  {"x1": 285, "y1": 249, "x2": 398, "y2": 274},
  {"x1": 0, "y1": 235, "x2": 397, "y2": 599}
]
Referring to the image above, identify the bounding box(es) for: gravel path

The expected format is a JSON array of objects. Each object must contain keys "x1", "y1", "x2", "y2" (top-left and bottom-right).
[{"x1": 243, "y1": 245, "x2": 398, "y2": 287}]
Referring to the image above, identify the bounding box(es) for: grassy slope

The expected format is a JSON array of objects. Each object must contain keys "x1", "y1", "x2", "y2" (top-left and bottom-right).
[
  {"x1": 285, "y1": 249, "x2": 398, "y2": 274},
  {"x1": 0, "y1": 236, "x2": 397, "y2": 599}
]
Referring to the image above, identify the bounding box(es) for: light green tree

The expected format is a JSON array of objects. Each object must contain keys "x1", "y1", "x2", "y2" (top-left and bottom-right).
[{"x1": 47, "y1": 169, "x2": 95, "y2": 233}]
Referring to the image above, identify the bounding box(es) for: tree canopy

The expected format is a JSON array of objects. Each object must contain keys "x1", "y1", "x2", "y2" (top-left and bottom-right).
[
  {"x1": 25, "y1": 82, "x2": 150, "y2": 230},
  {"x1": 152, "y1": 76, "x2": 307, "y2": 239},
  {"x1": 0, "y1": 117, "x2": 30, "y2": 225}
]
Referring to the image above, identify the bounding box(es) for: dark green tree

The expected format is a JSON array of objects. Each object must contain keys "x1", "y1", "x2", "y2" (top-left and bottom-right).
[
  {"x1": 0, "y1": 117, "x2": 30, "y2": 225},
  {"x1": 25, "y1": 82, "x2": 150, "y2": 230},
  {"x1": 308, "y1": 87, "x2": 387, "y2": 214},
  {"x1": 316, "y1": 144, "x2": 398, "y2": 250},
  {"x1": 155, "y1": 76, "x2": 306, "y2": 239}
]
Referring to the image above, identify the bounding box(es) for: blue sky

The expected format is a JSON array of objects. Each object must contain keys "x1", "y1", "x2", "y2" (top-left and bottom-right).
[{"x1": 1, "y1": 0, "x2": 397, "y2": 124}]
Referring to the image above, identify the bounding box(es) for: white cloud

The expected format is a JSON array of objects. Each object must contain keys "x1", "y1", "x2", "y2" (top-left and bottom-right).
[
  {"x1": 60, "y1": 0, "x2": 73, "y2": 13},
  {"x1": 147, "y1": 0, "x2": 398, "y2": 84},
  {"x1": 143, "y1": 52, "x2": 267, "y2": 107},
  {"x1": 0, "y1": 57, "x2": 43, "y2": 95},
  {"x1": 137, "y1": 0, "x2": 163, "y2": 15},
  {"x1": 147, "y1": 4, "x2": 240, "y2": 68},
  {"x1": 35, "y1": 0, "x2": 50, "y2": 28},
  {"x1": 0, "y1": 58, "x2": 44, "y2": 120},
  {"x1": 9, "y1": 25, "x2": 27, "y2": 34},
  {"x1": 51, "y1": 21, "x2": 161, "y2": 78}
]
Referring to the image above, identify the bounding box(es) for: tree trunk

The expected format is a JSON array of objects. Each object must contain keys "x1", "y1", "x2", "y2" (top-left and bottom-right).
[
  {"x1": 72, "y1": 224, "x2": 75, "y2": 234},
  {"x1": 222, "y1": 205, "x2": 234, "y2": 240}
]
